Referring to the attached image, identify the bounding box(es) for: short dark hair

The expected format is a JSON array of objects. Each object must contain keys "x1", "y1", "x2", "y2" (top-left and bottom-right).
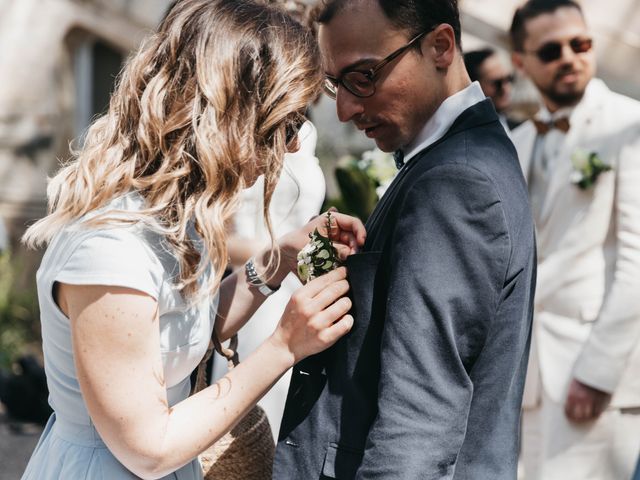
[
  {"x1": 463, "y1": 48, "x2": 495, "y2": 82},
  {"x1": 509, "y1": 0, "x2": 583, "y2": 52},
  {"x1": 316, "y1": 0, "x2": 462, "y2": 49}
]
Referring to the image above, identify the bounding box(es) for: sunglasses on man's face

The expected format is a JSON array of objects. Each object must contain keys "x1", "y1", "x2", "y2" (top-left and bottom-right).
[
  {"x1": 526, "y1": 37, "x2": 593, "y2": 64},
  {"x1": 488, "y1": 74, "x2": 515, "y2": 92}
]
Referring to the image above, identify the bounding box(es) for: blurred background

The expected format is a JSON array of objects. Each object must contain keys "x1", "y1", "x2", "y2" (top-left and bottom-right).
[{"x1": 0, "y1": 0, "x2": 639, "y2": 477}]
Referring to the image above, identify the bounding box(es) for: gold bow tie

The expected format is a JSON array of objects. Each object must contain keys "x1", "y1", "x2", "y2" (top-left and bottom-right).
[{"x1": 533, "y1": 117, "x2": 571, "y2": 135}]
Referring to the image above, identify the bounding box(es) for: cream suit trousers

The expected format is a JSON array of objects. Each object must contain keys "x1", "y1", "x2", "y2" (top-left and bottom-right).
[{"x1": 521, "y1": 392, "x2": 640, "y2": 480}]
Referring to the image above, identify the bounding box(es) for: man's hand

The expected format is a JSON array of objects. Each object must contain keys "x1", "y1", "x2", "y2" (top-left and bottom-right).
[{"x1": 564, "y1": 378, "x2": 611, "y2": 422}]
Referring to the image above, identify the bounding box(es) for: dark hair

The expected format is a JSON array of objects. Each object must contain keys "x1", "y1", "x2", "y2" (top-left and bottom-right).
[
  {"x1": 463, "y1": 48, "x2": 495, "y2": 82},
  {"x1": 317, "y1": 0, "x2": 462, "y2": 48},
  {"x1": 509, "y1": 0, "x2": 583, "y2": 52}
]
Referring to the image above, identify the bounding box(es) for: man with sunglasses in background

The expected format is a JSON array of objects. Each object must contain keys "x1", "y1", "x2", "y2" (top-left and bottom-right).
[
  {"x1": 273, "y1": 1, "x2": 536, "y2": 478},
  {"x1": 509, "y1": 1, "x2": 640, "y2": 479},
  {"x1": 464, "y1": 47, "x2": 520, "y2": 132}
]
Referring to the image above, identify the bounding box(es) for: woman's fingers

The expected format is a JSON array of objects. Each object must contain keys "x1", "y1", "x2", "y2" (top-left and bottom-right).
[
  {"x1": 277, "y1": 267, "x2": 354, "y2": 361},
  {"x1": 314, "y1": 296, "x2": 352, "y2": 328},
  {"x1": 319, "y1": 314, "x2": 354, "y2": 346},
  {"x1": 334, "y1": 244, "x2": 352, "y2": 261},
  {"x1": 309, "y1": 279, "x2": 349, "y2": 316},
  {"x1": 309, "y1": 279, "x2": 350, "y2": 312},
  {"x1": 330, "y1": 211, "x2": 366, "y2": 247},
  {"x1": 318, "y1": 210, "x2": 366, "y2": 246},
  {"x1": 301, "y1": 266, "x2": 347, "y2": 298}
]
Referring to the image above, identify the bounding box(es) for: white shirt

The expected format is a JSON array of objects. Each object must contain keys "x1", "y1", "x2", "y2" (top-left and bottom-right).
[
  {"x1": 0, "y1": 217, "x2": 7, "y2": 252},
  {"x1": 403, "y1": 81, "x2": 486, "y2": 164},
  {"x1": 528, "y1": 104, "x2": 575, "y2": 223}
]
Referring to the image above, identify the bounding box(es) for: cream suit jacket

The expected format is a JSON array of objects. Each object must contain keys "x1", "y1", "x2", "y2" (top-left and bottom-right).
[{"x1": 513, "y1": 79, "x2": 640, "y2": 408}]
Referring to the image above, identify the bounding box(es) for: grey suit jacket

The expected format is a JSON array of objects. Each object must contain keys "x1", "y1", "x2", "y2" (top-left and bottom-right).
[{"x1": 273, "y1": 99, "x2": 536, "y2": 479}]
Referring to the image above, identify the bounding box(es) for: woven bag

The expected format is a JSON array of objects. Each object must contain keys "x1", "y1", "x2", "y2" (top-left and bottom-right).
[{"x1": 192, "y1": 334, "x2": 275, "y2": 480}]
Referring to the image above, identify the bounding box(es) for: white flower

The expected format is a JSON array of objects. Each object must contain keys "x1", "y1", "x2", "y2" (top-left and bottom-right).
[
  {"x1": 362, "y1": 148, "x2": 397, "y2": 186},
  {"x1": 297, "y1": 262, "x2": 311, "y2": 281},
  {"x1": 317, "y1": 249, "x2": 330, "y2": 259},
  {"x1": 296, "y1": 220, "x2": 341, "y2": 283},
  {"x1": 570, "y1": 171, "x2": 584, "y2": 184},
  {"x1": 569, "y1": 149, "x2": 612, "y2": 190},
  {"x1": 571, "y1": 149, "x2": 591, "y2": 171}
]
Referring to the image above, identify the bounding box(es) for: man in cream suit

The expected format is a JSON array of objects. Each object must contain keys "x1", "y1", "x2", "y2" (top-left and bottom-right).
[{"x1": 510, "y1": 1, "x2": 640, "y2": 478}]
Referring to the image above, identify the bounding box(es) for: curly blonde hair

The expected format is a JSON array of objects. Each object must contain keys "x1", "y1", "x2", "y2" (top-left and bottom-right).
[{"x1": 23, "y1": 0, "x2": 323, "y2": 298}]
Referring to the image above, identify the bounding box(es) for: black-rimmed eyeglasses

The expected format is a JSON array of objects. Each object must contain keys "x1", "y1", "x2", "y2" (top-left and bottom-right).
[{"x1": 323, "y1": 29, "x2": 433, "y2": 99}]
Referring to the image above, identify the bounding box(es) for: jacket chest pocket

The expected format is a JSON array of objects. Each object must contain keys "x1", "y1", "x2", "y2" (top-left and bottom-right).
[{"x1": 322, "y1": 443, "x2": 364, "y2": 479}]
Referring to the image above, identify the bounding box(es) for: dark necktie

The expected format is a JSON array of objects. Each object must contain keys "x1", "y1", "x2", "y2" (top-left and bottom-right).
[
  {"x1": 533, "y1": 117, "x2": 570, "y2": 135},
  {"x1": 393, "y1": 150, "x2": 405, "y2": 169}
]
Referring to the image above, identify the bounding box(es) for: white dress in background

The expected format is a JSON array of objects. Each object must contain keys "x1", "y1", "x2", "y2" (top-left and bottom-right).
[
  {"x1": 22, "y1": 192, "x2": 216, "y2": 479},
  {"x1": 211, "y1": 121, "x2": 326, "y2": 441},
  {"x1": 0, "y1": 216, "x2": 8, "y2": 252}
]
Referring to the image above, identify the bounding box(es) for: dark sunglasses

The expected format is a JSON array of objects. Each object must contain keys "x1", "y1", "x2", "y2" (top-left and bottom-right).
[
  {"x1": 527, "y1": 37, "x2": 593, "y2": 64},
  {"x1": 323, "y1": 28, "x2": 434, "y2": 99},
  {"x1": 489, "y1": 74, "x2": 515, "y2": 91}
]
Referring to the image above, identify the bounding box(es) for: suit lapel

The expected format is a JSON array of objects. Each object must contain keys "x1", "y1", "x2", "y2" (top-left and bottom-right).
[
  {"x1": 537, "y1": 134, "x2": 575, "y2": 227},
  {"x1": 514, "y1": 123, "x2": 537, "y2": 184},
  {"x1": 537, "y1": 87, "x2": 605, "y2": 226}
]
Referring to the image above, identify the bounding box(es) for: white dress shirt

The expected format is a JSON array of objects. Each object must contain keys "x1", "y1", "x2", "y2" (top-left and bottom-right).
[
  {"x1": 528, "y1": 105, "x2": 575, "y2": 224},
  {"x1": 403, "y1": 81, "x2": 486, "y2": 164}
]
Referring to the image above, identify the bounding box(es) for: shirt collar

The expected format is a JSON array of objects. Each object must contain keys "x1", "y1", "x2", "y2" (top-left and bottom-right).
[{"x1": 402, "y1": 81, "x2": 486, "y2": 164}]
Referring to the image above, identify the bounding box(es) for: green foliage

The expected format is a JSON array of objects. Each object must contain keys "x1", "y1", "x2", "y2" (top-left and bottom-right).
[
  {"x1": 334, "y1": 162, "x2": 379, "y2": 222},
  {"x1": 323, "y1": 149, "x2": 397, "y2": 223},
  {"x1": 570, "y1": 149, "x2": 613, "y2": 190},
  {"x1": 0, "y1": 252, "x2": 41, "y2": 370}
]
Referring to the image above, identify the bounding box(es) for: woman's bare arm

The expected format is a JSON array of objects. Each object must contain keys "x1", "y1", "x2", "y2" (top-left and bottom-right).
[
  {"x1": 61, "y1": 266, "x2": 353, "y2": 479},
  {"x1": 214, "y1": 210, "x2": 366, "y2": 342}
]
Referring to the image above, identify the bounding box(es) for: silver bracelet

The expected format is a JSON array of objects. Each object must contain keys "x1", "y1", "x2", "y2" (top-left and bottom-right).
[{"x1": 245, "y1": 258, "x2": 280, "y2": 297}]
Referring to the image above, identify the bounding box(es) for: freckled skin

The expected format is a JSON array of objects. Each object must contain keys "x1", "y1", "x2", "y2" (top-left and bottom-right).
[{"x1": 53, "y1": 218, "x2": 361, "y2": 476}]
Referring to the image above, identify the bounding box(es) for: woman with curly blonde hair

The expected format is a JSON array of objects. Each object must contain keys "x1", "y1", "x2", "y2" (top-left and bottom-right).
[{"x1": 20, "y1": 1, "x2": 364, "y2": 478}]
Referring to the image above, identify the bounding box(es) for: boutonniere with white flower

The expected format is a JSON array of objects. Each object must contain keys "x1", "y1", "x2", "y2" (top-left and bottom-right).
[
  {"x1": 297, "y1": 212, "x2": 341, "y2": 283},
  {"x1": 570, "y1": 149, "x2": 612, "y2": 190},
  {"x1": 357, "y1": 148, "x2": 398, "y2": 198}
]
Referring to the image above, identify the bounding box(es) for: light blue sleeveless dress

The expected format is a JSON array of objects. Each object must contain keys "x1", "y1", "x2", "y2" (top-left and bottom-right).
[{"x1": 22, "y1": 193, "x2": 216, "y2": 479}]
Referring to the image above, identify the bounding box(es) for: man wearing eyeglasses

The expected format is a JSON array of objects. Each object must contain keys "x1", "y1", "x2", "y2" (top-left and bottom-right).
[
  {"x1": 509, "y1": 1, "x2": 640, "y2": 479},
  {"x1": 273, "y1": 1, "x2": 536, "y2": 478},
  {"x1": 464, "y1": 48, "x2": 519, "y2": 132}
]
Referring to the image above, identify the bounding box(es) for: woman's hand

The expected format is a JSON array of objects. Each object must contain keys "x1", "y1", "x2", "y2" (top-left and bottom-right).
[
  {"x1": 268, "y1": 266, "x2": 353, "y2": 364},
  {"x1": 278, "y1": 209, "x2": 367, "y2": 275}
]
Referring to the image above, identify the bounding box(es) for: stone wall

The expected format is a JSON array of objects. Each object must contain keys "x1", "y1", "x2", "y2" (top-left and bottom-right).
[{"x1": 0, "y1": 0, "x2": 172, "y2": 244}]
